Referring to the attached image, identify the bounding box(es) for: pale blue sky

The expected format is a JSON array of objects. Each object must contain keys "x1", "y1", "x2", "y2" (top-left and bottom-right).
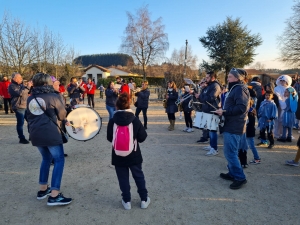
[{"x1": 0, "y1": 0, "x2": 295, "y2": 69}]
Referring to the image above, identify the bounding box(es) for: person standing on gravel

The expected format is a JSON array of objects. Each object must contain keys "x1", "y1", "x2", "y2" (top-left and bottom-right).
[
  {"x1": 8, "y1": 72, "x2": 32, "y2": 144},
  {"x1": 215, "y1": 68, "x2": 250, "y2": 190}
]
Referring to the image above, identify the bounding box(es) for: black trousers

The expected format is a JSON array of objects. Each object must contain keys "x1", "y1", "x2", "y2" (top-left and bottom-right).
[
  {"x1": 184, "y1": 111, "x2": 193, "y2": 128},
  {"x1": 260, "y1": 126, "x2": 274, "y2": 145},
  {"x1": 3, "y1": 98, "x2": 12, "y2": 113},
  {"x1": 167, "y1": 113, "x2": 175, "y2": 120},
  {"x1": 87, "y1": 94, "x2": 95, "y2": 108},
  {"x1": 115, "y1": 164, "x2": 148, "y2": 203},
  {"x1": 135, "y1": 107, "x2": 148, "y2": 126}
]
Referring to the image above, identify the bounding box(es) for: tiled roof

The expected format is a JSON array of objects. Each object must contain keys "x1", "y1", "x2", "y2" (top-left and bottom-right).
[{"x1": 84, "y1": 64, "x2": 110, "y2": 72}]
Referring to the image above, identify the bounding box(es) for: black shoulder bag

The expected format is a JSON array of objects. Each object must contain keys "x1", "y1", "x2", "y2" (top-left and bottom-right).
[{"x1": 34, "y1": 96, "x2": 69, "y2": 143}]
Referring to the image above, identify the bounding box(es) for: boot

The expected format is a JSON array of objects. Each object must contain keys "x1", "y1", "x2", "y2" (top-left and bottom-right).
[
  {"x1": 169, "y1": 120, "x2": 175, "y2": 131},
  {"x1": 168, "y1": 120, "x2": 172, "y2": 130}
]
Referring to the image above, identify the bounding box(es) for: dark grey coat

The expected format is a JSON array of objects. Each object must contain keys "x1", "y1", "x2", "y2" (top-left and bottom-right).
[
  {"x1": 8, "y1": 80, "x2": 30, "y2": 110},
  {"x1": 199, "y1": 80, "x2": 222, "y2": 113},
  {"x1": 26, "y1": 93, "x2": 67, "y2": 146}
]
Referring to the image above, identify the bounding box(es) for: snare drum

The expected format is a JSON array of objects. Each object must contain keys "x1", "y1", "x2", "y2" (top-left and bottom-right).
[
  {"x1": 65, "y1": 105, "x2": 102, "y2": 141},
  {"x1": 193, "y1": 112, "x2": 220, "y2": 131}
]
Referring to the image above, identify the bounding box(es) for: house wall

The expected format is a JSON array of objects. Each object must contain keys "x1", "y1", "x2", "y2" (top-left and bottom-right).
[
  {"x1": 108, "y1": 68, "x2": 129, "y2": 76},
  {"x1": 82, "y1": 67, "x2": 110, "y2": 82}
]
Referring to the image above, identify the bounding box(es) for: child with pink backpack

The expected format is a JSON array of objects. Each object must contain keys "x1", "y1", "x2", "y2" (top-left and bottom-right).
[{"x1": 107, "y1": 92, "x2": 150, "y2": 210}]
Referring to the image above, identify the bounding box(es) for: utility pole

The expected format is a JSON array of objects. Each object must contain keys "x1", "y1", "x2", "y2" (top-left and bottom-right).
[{"x1": 184, "y1": 39, "x2": 188, "y2": 76}]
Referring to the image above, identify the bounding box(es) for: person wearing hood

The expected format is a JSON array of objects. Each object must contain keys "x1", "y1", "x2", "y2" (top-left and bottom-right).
[
  {"x1": 249, "y1": 77, "x2": 263, "y2": 100},
  {"x1": 107, "y1": 92, "x2": 149, "y2": 210},
  {"x1": 8, "y1": 72, "x2": 33, "y2": 144},
  {"x1": 195, "y1": 71, "x2": 222, "y2": 156},
  {"x1": 215, "y1": 68, "x2": 250, "y2": 190},
  {"x1": 274, "y1": 75, "x2": 292, "y2": 138},
  {"x1": 26, "y1": 73, "x2": 72, "y2": 206},
  {"x1": 277, "y1": 87, "x2": 298, "y2": 142}
]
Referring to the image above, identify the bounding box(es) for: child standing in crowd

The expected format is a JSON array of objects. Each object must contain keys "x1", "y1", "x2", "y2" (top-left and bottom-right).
[
  {"x1": 277, "y1": 87, "x2": 298, "y2": 142},
  {"x1": 107, "y1": 92, "x2": 150, "y2": 210},
  {"x1": 257, "y1": 91, "x2": 278, "y2": 148},
  {"x1": 246, "y1": 100, "x2": 261, "y2": 165}
]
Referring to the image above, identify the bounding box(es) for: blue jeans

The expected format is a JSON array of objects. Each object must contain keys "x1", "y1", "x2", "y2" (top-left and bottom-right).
[
  {"x1": 37, "y1": 145, "x2": 65, "y2": 191},
  {"x1": 209, "y1": 131, "x2": 218, "y2": 150},
  {"x1": 247, "y1": 137, "x2": 260, "y2": 160},
  {"x1": 282, "y1": 126, "x2": 292, "y2": 139},
  {"x1": 223, "y1": 132, "x2": 246, "y2": 181},
  {"x1": 106, "y1": 105, "x2": 116, "y2": 120},
  {"x1": 115, "y1": 164, "x2": 148, "y2": 202},
  {"x1": 135, "y1": 107, "x2": 148, "y2": 126},
  {"x1": 14, "y1": 108, "x2": 26, "y2": 139}
]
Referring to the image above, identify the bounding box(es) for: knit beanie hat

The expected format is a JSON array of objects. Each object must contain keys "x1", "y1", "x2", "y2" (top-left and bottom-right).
[{"x1": 229, "y1": 68, "x2": 247, "y2": 81}]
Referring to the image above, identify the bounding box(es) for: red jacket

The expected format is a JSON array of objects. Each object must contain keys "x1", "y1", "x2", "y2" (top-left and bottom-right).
[
  {"x1": 86, "y1": 82, "x2": 96, "y2": 95},
  {"x1": 0, "y1": 80, "x2": 11, "y2": 98},
  {"x1": 119, "y1": 84, "x2": 130, "y2": 95}
]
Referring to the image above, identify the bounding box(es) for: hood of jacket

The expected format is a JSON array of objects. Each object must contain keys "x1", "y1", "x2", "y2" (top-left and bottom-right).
[{"x1": 113, "y1": 109, "x2": 135, "y2": 126}]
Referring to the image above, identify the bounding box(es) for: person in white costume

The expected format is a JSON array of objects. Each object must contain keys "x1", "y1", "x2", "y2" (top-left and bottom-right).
[{"x1": 274, "y1": 75, "x2": 292, "y2": 138}]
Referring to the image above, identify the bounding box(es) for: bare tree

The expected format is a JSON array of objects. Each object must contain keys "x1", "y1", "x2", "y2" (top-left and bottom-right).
[
  {"x1": 0, "y1": 14, "x2": 34, "y2": 77},
  {"x1": 120, "y1": 5, "x2": 169, "y2": 80},
  {"x1": 278, "y1": 2, "x2": 300, "y2": 66},
  {"x1": 249, "y1": 61, "x2": 265, "y2": 71}
]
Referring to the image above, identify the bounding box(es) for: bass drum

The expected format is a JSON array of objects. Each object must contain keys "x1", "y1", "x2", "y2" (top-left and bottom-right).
[{"x1": 65, "y1": 105, "x2": 102, "y2": 141}]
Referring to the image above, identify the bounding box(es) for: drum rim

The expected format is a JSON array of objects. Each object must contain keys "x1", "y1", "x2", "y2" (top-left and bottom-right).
[{"x1": 66, "y1": 107, "x2": 102, "y2": 141}]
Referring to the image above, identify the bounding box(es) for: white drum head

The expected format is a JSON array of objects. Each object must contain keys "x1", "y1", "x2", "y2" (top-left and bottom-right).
[{"x1": 66, "y1": 106, "x2": 102, "y2": 141}]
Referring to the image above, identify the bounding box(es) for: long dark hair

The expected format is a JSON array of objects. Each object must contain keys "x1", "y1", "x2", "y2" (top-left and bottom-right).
[{"x1": 107, "y1": 81, "x2": 114, "y2": 89}]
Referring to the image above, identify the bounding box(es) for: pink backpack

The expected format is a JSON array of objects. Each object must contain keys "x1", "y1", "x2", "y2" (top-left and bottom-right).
[{"x1": 112, "y1": 123, "x2": 137, "y2": 156}]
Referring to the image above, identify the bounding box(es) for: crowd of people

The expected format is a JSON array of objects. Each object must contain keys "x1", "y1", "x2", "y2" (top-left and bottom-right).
[{"x1": 2, "y1": 69, "x2": 300, "y2": 209}]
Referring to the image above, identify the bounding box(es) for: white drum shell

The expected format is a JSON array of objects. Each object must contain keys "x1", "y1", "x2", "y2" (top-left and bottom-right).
[
  {"x1": 193, "y1": 112, "x2": 219, "y2": 131},
  {"x1": 66, "y1": 106, "x2": 102, "y2": 141}
]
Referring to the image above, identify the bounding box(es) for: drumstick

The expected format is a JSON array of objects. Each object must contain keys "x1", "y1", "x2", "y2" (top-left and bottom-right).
[{"x1": 206, "y1": 101, "x2": 218, "y2": 110}]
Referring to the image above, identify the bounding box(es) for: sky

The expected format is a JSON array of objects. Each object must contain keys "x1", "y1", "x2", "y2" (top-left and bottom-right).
[{"x1": 0, "y1": 0, "x2": 296, "y2": 70}]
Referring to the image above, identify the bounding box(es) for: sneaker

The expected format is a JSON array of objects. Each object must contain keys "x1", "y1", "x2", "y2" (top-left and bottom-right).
[
  {"x1": 220, "y1": 173, "x2": 234, "y2": 181},
  {"x1": 186, "y1": 128, "x2": 194, "y2": 133},
  {"x1": 277, "y1": 138, "x2": 286, "y2": 142},
  {"x1": 257, "y1": 142, "x2": 268, "y2": 146},
  {"x1": 122, "y1": 199, "x2": 131, "y2": 210},
  {"x1": 249, "y1": 159, "x2": 261, "y2": 165},
  {"x1": 205, "y1": 148, "x2": 218, "y2": 156},
  {"x1": 230, "y1": 179, "x2": 247, "y2": 189},
  {"x1": 141, "y1": 197, "x2": 151, "y2": 209},
  {"x1": 285, "y1": 160, "x2": 299, "y2": 167},
  {"x1": 182, "y1": 127, "x2": 189, "y2": 132},
  {"x1": 202, "y1": 146, "x2": 211, "y2": 151},
  {"x1": 267, "y1": 144, "x2": 274, "y2": 149},
  {"x1": 196, "y1": 138, "x2": 209, "y2": 144},
  {"x1": 47, "y1": 193, "x2": 72, "y2": 206},
  {"x1": 19, "y1": 139, "x2": 29, "y2": 144},
  {"x1": 37, "y1": 187, "x2": 51, "y2": 200}
]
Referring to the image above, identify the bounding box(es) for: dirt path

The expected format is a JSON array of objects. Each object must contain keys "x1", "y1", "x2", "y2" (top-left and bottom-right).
[{"x1": 0, "y1": 97, "x2": 300, "y2": 225}]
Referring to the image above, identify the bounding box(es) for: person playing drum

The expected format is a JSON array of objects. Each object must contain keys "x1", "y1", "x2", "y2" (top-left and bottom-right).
[{"x1": 195, "y1": 71, "x2": 222, "y2": 156}]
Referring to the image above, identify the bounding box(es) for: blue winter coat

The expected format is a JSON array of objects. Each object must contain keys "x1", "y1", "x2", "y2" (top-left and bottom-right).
[
  {"x1": 135, "y1": 88, "x2": 150, "y2": 109},
  {"x1": 105, "y1": 88, "x2": 118, "y2": 107},
  {"x1": 282, "y1": 98, "x2": 295, "y2": 128},
  {"x1": 258, "y1": 100, "x2": 278, "y2": 130}
]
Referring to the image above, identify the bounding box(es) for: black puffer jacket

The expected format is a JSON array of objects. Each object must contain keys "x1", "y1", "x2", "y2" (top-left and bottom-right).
[
  {"x1": 26, "y1": 86, "x2": 67, "y2": 146},
  {"x1": 135, "y1": 88, "x2": 150, "y2": 108},
  {"x1": 199, "y1": 80, "x2": 222, "y2": 113},
  {"x1": 181, "y1": 92, "x2": 192, "y2": 112},
  {"x1": 107, "y1": 110, "x2": 147, "y2": 167}
]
